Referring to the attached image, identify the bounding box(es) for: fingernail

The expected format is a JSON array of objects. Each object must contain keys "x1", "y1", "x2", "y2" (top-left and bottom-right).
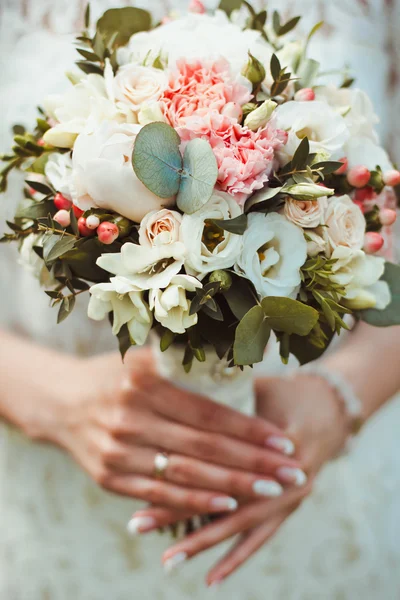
[
  {"x1": 276, "y1": 466, "x2": 307, "y2": 487},
  {"x1": 253, "y1": 480, "x2": 283, "y2": 497},
  {"x1": 266, "y1": 436, "x2": 295, "y2": 456},
  {"x1": 127, "y1": 516, "x2": 156, "y2": 536},
  {"x1": 210, "y1": 497, "x2": 238, "y2": 511},
  {"x1": 163, "y1": 552, "x2": 187, "y2": 573}
]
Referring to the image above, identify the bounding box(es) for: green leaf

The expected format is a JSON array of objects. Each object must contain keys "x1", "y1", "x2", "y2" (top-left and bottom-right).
[
  {"x1": 25, "y1": 180, "x2": 53, "y2": 195},
  {"x1": 116, "y1": 323, "x2": 134, "y2": 361},
  {"x1": 245, "y1": 186, "x2": 283, "y2": 211},
  {"x1": 272, "y1": 11, "x2": 281, "y2": 35},
  {"x1": 44, "y1": 235, "x2": 77, "y2": 263},
  {"x1": 96, "y1": 7, "x2": 151, "y2": 48},
  {"x1": 289, "y1": 326, "x2": 335, "y2": 365},
  {"x1": 202, "y1": 300, "x2": 224, "y2": 321},
  {"x1": 218, "y1": 0, "x2": 243, "y2": 16},
  {"x1": 312, "y1": 161, "x2": 343, "y2": 175},
  {"x1": 278, "y1": 16, "x2": 301, "y2": 36},
  {"x1": 57, "y1": 295, "x2": 76, "y2": 324},
  {"x1": 261, "y1": 297, "x2": 319, "y2": 336},
  {"x1": 212, "y1": 214, "x2": 248, "y2": 235},
  {"x1": 160, "y1": 328, "x2": 176, "y2": 352},
  {"x1": 27, "y1": 153, "x2": 52, "y2": 175},
  {"x1": 84, "y1": 3, "x2": 91, "y2": 28},
  {"x1": 291, "y1": 137, "x2": 310, "y2": 171},
  {"x1": 76, "y1": 60, "x2": 104, "y2": 75},
  {"x1": 233, "y1": 305, "x2": 271, "y2": 366},
  {"x1": 359, "y1": 262, "x2": 400, "y2": 327},
  {"x1": 132, "y1": 122, "x2": 182, "y2": 199},
  {"x1": 177, "y1": 138, "x2": 218, "y2": 214},
  {"x1": 76, "y1": 48, "x2": 101, "y2": 62},
  {"x1": 270, "y1": 54, "x2": 281, "y2": 81},
  {"x1": 297, "y1": 58, "x2": 320, "y2": 89},
  {"x1": 224, "y1": 276, "x2": 257, "y2": 320}
]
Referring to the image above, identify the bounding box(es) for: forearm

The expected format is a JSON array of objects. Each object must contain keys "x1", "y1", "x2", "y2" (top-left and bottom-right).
[{"x1": 322, "y1": 322, "x2": 400, "y2": 422}]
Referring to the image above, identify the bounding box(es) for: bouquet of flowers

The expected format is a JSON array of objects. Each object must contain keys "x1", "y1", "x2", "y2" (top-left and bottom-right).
[{"x1": 1, "y1": 0, "x2": 399, "y2": 386}]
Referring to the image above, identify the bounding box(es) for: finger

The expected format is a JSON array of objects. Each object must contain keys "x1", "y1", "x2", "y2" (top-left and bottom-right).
[{"x1": 127, "y1": 506, "x2": 195, "y2": 536}]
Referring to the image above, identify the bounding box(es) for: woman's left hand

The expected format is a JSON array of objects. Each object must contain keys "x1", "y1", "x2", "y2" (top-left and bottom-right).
[{"x1": 132, "y1": 372, "x2": 350, "y2": 584}]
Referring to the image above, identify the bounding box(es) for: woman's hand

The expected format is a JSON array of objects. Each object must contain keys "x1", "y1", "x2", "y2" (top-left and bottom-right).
[
  {"x1": 131, "y1": 373, "x2": 349, "y2": 582},
  {"x1": 22, "y1": 343, "x2": 304, "y2": 514}
]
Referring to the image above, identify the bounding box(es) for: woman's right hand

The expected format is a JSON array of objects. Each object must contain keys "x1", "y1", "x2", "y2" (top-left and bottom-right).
[{"x1": 36, "y1": 346, "x2": 305, "y2": 516}]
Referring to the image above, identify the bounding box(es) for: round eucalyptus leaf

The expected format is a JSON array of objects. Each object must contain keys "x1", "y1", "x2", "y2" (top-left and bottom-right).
[
  {"x1": 132, "y1": 122, "x2": 182, "y2": 199},
  {"x1": 96, "y1": 8, "x2": 151, "y2": 47},
  {"x1": 177, "y1": 139, "x2": 218, "y2": 214},
  {"x1": 233, "y1": 305, "x2": 271, "y2": 366},
  {"x1": 261, "y1": 296, "x2": 319, "y2": 336}
]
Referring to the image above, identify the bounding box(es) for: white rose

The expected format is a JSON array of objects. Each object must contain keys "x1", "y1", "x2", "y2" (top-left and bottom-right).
[
  {"x1": 108, "y1": 64, "x2": 168, "y2": 118},
  {"x1": 71, "y1": 121, "x2": 175, "y2": 222},
  {"x1": 97, "y1": 241, "x2": 186, "y2": 291},
  {"x1": 139, "y1": 209, "x2": 182, "y2": 248},
  {"x1": 149, "y1": 274, "x2": 202, "y2": 334},
  {"x1": 180, "y1": 192, "x2": 243, "y2": 279},
  {"x1": 330, "y1": 247, "x2": 390, "y2": 310},
  {"x1": 44, "y1": 153, "x2": 73, "y2": 199},
  {"x1": 137, "y1": 102, "x2": 167, "y2": 126},
  {"x1": 324, "y1": 195, "x2": 365, "y2": 253},
  {"x1": 346, "y1": 136, "x2": 393, "y2": 172},
  {"x1": 283, "y1": 197, "x2": 328, "y2": 228},
  {"x1": 274, "y1": 101, "x2": 350, "y2": 165},
  {"x1": 235, "y1": 212, "x2": 307, "y2": 299},
  {"x1": 43, "y1": 74, "x2": 121, "y2": 148},
  {"x1": 88, "y1": 283, "x2": 152, "y2": 345},
  {"x1": 306, "y1": 230, "x2": 327, "y2": 257}
]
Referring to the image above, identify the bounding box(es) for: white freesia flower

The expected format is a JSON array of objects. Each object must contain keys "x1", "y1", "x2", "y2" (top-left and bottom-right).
[
  {"x1": 330, "y1": 247, "x2": 390, "y2": 310},
  {"x1": 43, "y1": 74, "x2": 121, "y2": 148},
  {"x1": 274, "y1": 101, "x2": 350, "y2": 165},
  {"x1": 149, "y1": 274, "x2": 202, "y2": 334},
  {"x1": 306, "y1": 230, "x2": 327, "y2": 257},
  {"x1": 97, "y1": 241, "x2": 186, "y2": 291},
  {"x1": 284, "y1": 197, "x2": 328, "y2": 229},
  {"x1": 139, "y1": 209, "x2": 182, "y2": 248},
  {"x1": 88, "y1": 283, "x2": 152, "y2": 345},
  {"x1": 180, "y1": 192, "x2": 243, "y2": 279},
  {"x1": 44, "y1": 153, "x2": 73, "y2": 198},
  {"x1": 324, "y1": 195, "x2": 365, "y2": 254},
  {"x1": 346, "y1": 136, "x2": 393, "y2": 172},
  {"x1": 70, "y1": 121, "x2": 175, "y2": 222},
  {"x1": 235, "y1": 212, "x2": 307, "y2": 299}
]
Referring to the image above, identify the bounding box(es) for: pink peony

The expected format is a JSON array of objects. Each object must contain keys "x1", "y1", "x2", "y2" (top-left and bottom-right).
[
  {"x1": 159, "y1": 58, "x2": 252, "y2": 127},
  {"x1": 178, "y1": 112, "x2": 287, "y2": 205}
]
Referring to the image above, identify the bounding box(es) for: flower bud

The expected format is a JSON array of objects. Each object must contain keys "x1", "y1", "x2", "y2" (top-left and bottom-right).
[
  {"x1": 242, "y1": 52, "x2": 266, "y2": 86},
  {"x1": 209, "y1": 269, "x2": 233, "y2": 292},
  {"x1": 54, "y1": 192, "x2": 72, "y2": 211},
  {"x1": 85, "y1": 215, "x2": 100, "y2": 230},
  {"x1": 244, "y1": 100, "x2": 277, "y2": 131},
  {"x1": 347, "y1": 165, "x2": 371, "y2": 188},
  {"x1": 294, "y1": 88, "x2": 315, "y2": 102},
  {"x1": 284, "y1": 182, "x2": 334, "y2": 201},
  {"x1": 364, "y1": 231, "x2": 384, "y2": 254},
  {"x1": 379, "y1": 208, "x2": 397, "y2": 227},
  {"x1": 97, "y1": 222, "x2": 119, "y2": 245},
  {"x1": 335, "y1": 157, "x2": 348, "y2": 175},
  {"x1": 78, "y1": 217, "x2": 94, "y2": 237},
  {"x1": 383, "y1": 169, "x2": 400, "y2": 187},
  {"x1": 54, "y1": 209, "x2": 71, "y2": 228}
]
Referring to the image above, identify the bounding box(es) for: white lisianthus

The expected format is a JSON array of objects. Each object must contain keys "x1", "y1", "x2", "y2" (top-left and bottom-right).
[
  {"x1": 88, "y1": 283, "x2": 152, "y2": 345},
  {"x1": 44, "y1": 153, "x2": 73, "y2": 198},
  {"x1": 324, "y1": 195, "x2": 365, "y2": 254},
  {"x1": 43, "y1": 74, "x2": 121, "y2": 148},
  {"x1": 137, "y1": 102, "x2": 167, "y2": 125},
  {"x1": 284, "y1": 197, "x2": 328, "y2": 229},
  {"x1": 70, "y1": 121, "x2": 175, "y2": 222},
  {"x1": 235, "y1": 212, "x2": 307, "y2": 299},
  {"x1": 149, "y1": 274, "x2": 202, "y2": 334},
  {"x1": 274, "y1": 101, "x2": 350, "y2": 165},
  {"x1": 97, "y1": 241, "x2": 186, "y2": 291},
  {"x1": 330, "y1": 247, "x2": 390, "y2": 310},
  {"x1": 244, "y1": 100, "x2": 277, "y2": 131},
  {"x1": 345, "y1": 136, "x2": 394, "y2": 172},
  {"x1": 180, "y1": 192, "x2": 243, "y2": 279},
  {"x1": 306, "y1": 230, "x2": 327, "y2": 257},
  {"x1": 139, "y1": 209, "x2": 182, "y2": 248}
]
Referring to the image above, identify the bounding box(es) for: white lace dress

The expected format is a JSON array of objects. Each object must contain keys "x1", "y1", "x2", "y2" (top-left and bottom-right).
[{"x1": 1, "y1": 1, "x2": 400, "y2": 599}]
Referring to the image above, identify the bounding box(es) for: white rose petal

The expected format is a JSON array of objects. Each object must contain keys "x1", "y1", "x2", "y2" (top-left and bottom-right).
[
  {"x1": 44, "y1": 153, "x2": 73, "y2": 198},
  {"x1": 284, "y1": 197, "x2": 328, "y2": 229},
  {"x1": 235, "y1": 212, "x2": 307, "y2": 299},
  {"x1": 324, "y1": 195, "x2": 366, "y2": 254},
  {"x1": 139, "y1": 209, "x2": 182, "y2": 248},
  {"x1": 149, "y1": 275, "x2": 202, "y2": 334},
  {"x1": 110, "y1": 64, "x2": 168, "y2": 119},
  {"x1": 138, "y1": 102, "x2": 167, "y2": 125}
]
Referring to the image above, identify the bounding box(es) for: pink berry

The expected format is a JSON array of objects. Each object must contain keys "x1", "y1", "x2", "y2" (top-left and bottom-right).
[
  {"x1": 37, "y1": 138, "x2": 45, "y2": 147},
  {"x1": 189, "y1": 0, "x2": 206, "y2": 13},
  {"x1": 353, "y1": 199, "x2": 365, "y2": 213},
  {"x1": 335, "y1": 157, "x2": 348, "y2": 175},
  {"x1": 54, "y1": 192, "x2": 72, "y2": 211},
  {"x1": 86, "y1": 215, "x2": 100, "y2": 230},
  {"x1": 379, "y1": 208, "x2": 397, "y2": 227},
  {"x1": 97, "y1": 222, "x2": 119, "y2": 245},
  {"x1": 54, "y1": 209, "x2": 71, "y2": 228},
  {"x1": 347, "y1": 165, "x2": 371, "y2": 188},
  {"x1": 383, "y1": 169, "x2": 400, "y2": 187},
  {"x1": 78, "y1": 217, "x2": 94, "y2": 237},
  {"x1": 354, "y1": 186, "x2": 376, "y2": 203},
  {"x1": 364, "y1": 231, "x2": 384, "y2": 254},
  {"x1": 73, "y1": 205, "x2": 84, "y2": 218},
  {"x1": 294, "y1": 88, "x2": 315, "y2": 102}
]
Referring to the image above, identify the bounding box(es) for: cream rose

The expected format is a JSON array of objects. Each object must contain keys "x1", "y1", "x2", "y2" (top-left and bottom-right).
[
  {"x1": 235, "y1": 212, "x2": 307, "y2": 299},
  {"x1": 283, "y1": 197, "x2": 327, "y2": 229},
  {"x1": 149, "y1": 274, "x2": 202, "y2": 334},
  {"x1": 180, "y1": 192, "x2": 243, "y2": 279},
  {"x1": 71, "y1": 121, "x2": 175, "y2": 222},
  {"x1": 324, "y1": 195, "x2": 366, "y2": 254},
  {"x1": 139, "y1": 209, "x2": 182, "y2": 248},
  {"x1": 108, "y1": 64, "x2": 168, "y2": 118}
]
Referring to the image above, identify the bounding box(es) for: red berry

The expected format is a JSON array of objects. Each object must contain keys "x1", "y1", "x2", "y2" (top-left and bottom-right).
[
  {"x1": 354, "y1": 186, "x2": 376, "y2": 203},
  {"x1": 379, "y1": 208, "x2": 397, "y2": 227},
  {"x1": 347, "y1": 165, "x2": 371, "y2": 188},
  {"x1": 78, "y1": 217, "x2": 94, "y2": 237},
  {"x1": 335, "y1": 157, "x2": 348, "y2": 175},
  {"x1": 383, "y1": 169, "x2": 400, "y2": 187},
  {"x1": 54, "y1": 209, "x2": 71, "y2": 228},
  {"x1": 54, "y1": 192, "x2": 72, "y2": 211},
  {"x1": 97, "y1": 222, "x2": 119, "y2": 245},
  {"x1": 73, "y1": 205, "x2": 84, "y2": 218},
  {"x1": 364, "y1": 231, "x2": 384, "y2": 254},
  {"x1": 353, "y1": 199, "x2": 365, "y2": 213}
]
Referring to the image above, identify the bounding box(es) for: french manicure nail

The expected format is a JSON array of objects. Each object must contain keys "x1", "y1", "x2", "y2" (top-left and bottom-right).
[
  {"x1": 127, "y1": 516, "x2": 156, "y2": 536},
  {"x1": 163, "y1": 552, "x2": 188, "y2": 573},
  {"x1": 276, "y1": 466, "x2": 307, "y2": 487},
  {"x1": 253, "y1": 480, "x2": 283, "y2": 497},
  {"x1": 210, "y1": 497, "x2": 238, "y2": 511},
  {"x1": 266, "y1": 436, "x2": 295, "y2": 456}
]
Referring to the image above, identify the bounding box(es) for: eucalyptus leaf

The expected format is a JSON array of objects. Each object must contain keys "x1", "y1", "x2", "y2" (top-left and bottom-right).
[
  {"x1": 233, "y1": 305, "x2": 271, "y2": 366},
  {"x1": 278, "y1": 16, "x2": 301, "y2": 36},
  {"x1": 270, "y1": 54, "x2": 281, "y2": 81},
  {"x1": 96, "y1": 7, "x2": 151, "y2": 48},
  {"x1": 224, "y1": 276, "x2": 258, "y2": 320},
  {"x1": 245, "y1": 186, "x2": 283, "y2": 211},
  {"x1": 359, "y1": 262, "x2": 400, "y2": 327},
  {"x1": 289, "y1": 326, "x2": 335, "y2": 365},
  {"x1": 44, "y1": 236, "x2": 77, "y2": 263},
  {"x1": 57, "y1": 295, "x2": 76, "y2": 324},
  {"x1": 212, "y1": 214, "x2": 248, "y2": 235},
  {"x1": 25, "y1": 180, "x2": 54, "y2": 195},
  {"x1": 177, "y1": 138, "x2": 218, "y2": 214},
  {"x1": 261, "y1": 297, "x2": 319, "y2": 336},
  {"x1": 291, "y1": 137, "x2": 310, "y2": 171}
]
